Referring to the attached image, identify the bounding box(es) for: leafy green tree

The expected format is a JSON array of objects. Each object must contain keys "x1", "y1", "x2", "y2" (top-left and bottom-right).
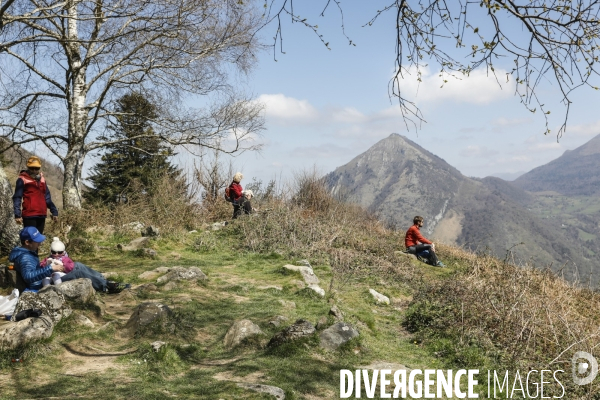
[{"x1": 85, "y1": 93, "x2": 181, "y2": 205}]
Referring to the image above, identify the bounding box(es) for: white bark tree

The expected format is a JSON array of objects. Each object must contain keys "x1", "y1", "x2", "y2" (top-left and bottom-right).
[
  {"x1": 264, "y1": 0, "x2": 600, "y2": 135},
  {"x1": 0, "y1": 0, "x2": 264, "y2": 209}
]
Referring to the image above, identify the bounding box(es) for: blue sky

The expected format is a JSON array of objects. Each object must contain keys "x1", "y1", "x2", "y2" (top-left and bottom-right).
[{"x1": 182, "y1": 1, "x2": 600, "y2": 184}]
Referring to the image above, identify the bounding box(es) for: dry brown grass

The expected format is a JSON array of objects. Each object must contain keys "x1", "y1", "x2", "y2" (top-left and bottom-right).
[
  {"x1": 406, "y1": 245, "x2": 600, "y2": 397},
  {"x1": 62, "y1": 174, "x2": 204, "y2": 238},
  {"x1": 231, "y1": 172, "x2": 417, "y2": 290}
]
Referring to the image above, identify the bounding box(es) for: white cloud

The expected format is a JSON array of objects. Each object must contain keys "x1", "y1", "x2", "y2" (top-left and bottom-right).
[
  {"x1": 491, "y1": 117, "x2": 533, "y2": 127},
  {"x1": 258, "y1": 94, "x2": 319, "y2": 124},
  {"x1": 459, "y1": 145, "x2": 498, "y2": 158},
  {"x1": 330, "y1": 107, "x2": 368, "y2": 124},
  {"x1": 565, "y1": 120, "x2": 600, "y2": 137},
  {"x1": 398, "y1": 67, "x2": 514, "y2": 105},
  {"x1": 291, "y1": 143, "x2": 350, "y2": 159}
]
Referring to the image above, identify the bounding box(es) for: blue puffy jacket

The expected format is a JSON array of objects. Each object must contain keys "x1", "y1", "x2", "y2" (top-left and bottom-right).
[{"x1": 8, "y1": 246, "x2": 53, "y2": 290}]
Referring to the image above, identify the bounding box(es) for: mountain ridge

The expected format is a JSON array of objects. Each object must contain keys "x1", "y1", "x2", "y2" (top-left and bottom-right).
[
  {"x1": 325, "y1": 133, "x2": 595, "y2": 284},
  {"x1": 513, "y1": 133, "x2": 600, "y2": 195}
]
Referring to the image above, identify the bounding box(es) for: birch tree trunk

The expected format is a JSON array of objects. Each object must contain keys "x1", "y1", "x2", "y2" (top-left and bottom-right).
[{"x1": 62, "y1": 0, "x2": 88, "y2": 209}]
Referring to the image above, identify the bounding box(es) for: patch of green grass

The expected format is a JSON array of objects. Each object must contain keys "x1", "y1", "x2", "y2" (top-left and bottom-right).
[{"x1": 0, "y1": 230, "x2": 447, "y2": 399}]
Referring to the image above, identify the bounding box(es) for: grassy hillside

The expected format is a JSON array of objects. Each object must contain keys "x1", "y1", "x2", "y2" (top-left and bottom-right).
[{"x1": 0, "y1": 177, "x2": 598, "y2": 399}]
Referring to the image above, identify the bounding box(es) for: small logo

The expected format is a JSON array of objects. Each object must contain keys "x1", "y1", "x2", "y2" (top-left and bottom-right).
[{"x1": 572, "y1": 351, "x2": 598, "y2": 385}]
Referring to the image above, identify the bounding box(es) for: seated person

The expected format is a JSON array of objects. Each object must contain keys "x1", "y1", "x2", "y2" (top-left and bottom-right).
[
  {"x1": 240, "y1": 190, "x2": 257, "y2": 216},
  {"x1": 405, "y1": 216, "x2": 445, "y2": 267},
  {"x1": 40, "y1": 237, "x2": 74, "y2": 275},
  {"x1": 9, "y1": 227, "x2": 128, "y2": 292}
]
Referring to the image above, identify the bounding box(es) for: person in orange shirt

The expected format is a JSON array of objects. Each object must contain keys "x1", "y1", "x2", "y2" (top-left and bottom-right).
[{"x1": 405, "y1": 216, "x2": 445, "y2": 267}]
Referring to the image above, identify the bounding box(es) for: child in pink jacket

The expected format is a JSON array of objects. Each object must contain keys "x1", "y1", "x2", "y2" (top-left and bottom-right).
[{"x1": 40, "y1": 237, "x2": 74, "y2": 273}]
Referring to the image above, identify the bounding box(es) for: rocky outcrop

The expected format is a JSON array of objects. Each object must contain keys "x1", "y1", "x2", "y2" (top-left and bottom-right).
[
  {"x1": 329, "y1": 305, "x2": 344, "y2": 321},
  {"x1": 72, "y1": 313, "x2": 95, "y2": 328},
  {"x1": 40, "y1": 278, "x2": 96, "y2": 304},
  {"x1": 283, "y1": 264, "x2": 325, "y2": 297},
  {"x1": 118, "y1": 237, "x2": 150, "y2": 251},
  {"x1": 13, "y1": 290, "x2": 70, "y2": 324},
  {"x1": 223, "y1": 320, "x2": 264, "y2": 349},
  {"x1": 319, "y1": 322, "x2": 359, "y2": 351},
  {"x1": 236, "y1": 383, "x2": 285, "y2": 400},
  {"x1": 156, "y1": 267, "x2": 207, "y2": 284},
  {"x1": 369, "y1": 289, "x2": 390, "y2": 305},
  {"x1": 125, "y1": 303, "x2": 172, "y2": 335},
  {"x1": 0, "y1": 165, "x2": 19, "y2": 257},
  {"x1": 0, "y1": 315, "x2": 54, "y2": 349},
  {"x1": 267, "y1": 319, "x2": 315, "y2": 348}
]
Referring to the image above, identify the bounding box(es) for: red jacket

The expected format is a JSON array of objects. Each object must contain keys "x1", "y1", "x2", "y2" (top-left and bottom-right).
[
  {"x1": 405, "y1": 225, "x2": 432, "y2": 248},
  {"x1": 13, "y1": 171, "x2": 58, "y2": 218},
  {"x1": 229, "y1": 182, "x2": 243, "y2": 203}
]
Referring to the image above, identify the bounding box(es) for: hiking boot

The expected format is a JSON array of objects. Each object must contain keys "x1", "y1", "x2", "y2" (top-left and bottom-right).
[
  {"x1": 106, "y1": 281, "x2": 131, "y2": 294},
  {"x1": 436, "y1": 261, "x2": 446, "y2": 267}
]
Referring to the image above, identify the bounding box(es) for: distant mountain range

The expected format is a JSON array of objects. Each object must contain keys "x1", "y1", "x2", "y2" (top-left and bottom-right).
[
  {"x1": 513, "y1": 134, "x2": 600, "y2": 195},
  {"x1": 325, "y1": 133, "x2": 600, "y2": 285}
]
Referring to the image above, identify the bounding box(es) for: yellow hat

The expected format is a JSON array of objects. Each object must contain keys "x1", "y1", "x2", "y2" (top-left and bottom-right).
[{"x1": 26, "y1": 156, "x2": 42, "y2": 168}]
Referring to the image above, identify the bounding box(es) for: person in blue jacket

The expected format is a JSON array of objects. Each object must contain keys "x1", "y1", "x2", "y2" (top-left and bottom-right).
[
  {"x1": 9, "y1": 227, "x2": 129, "y2": 292},
  {"x1": 9, "y1": 226, "x2": 64, "y2": 290}
]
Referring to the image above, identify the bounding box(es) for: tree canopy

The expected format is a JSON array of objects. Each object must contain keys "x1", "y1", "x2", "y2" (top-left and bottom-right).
[
  {"x1": 84, "y1": 92, "x2": 181, "y2": 205},
  {"x1": 0, "y1": 0, "x2": 264, "y2": 209}
]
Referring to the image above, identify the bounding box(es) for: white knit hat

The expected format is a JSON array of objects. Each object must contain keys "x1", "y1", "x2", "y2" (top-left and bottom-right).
[{"x1": 51, "y1": 237, "x2": 65, "y2": 252}]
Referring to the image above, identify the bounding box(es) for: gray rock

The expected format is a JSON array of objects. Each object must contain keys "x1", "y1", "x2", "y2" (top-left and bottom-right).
[
  {"x1": 307, "y1": 284, "x2": 325, "y2": 297},
  {"x1": 319, "y1": 322, "x2": 359, "y2": 351},
  {"x1": 268, "y1": 319, "x2": 315, "y2": 348},
  {"x1": 282, "y1": 265, "x2": 319, "y2": 285},
  {"x1": 138, "y1": 270, "x2": 161, "y2": 280},
  {"x1": 329, "y1": 305, "x2": 344, "y2": 321},
  {"x1": 236, "y1": 383, "x2": 285, "y2": 400},
  {"x1": 136, "y1": 283, "x2": 159, "y2": 293},
  {"x1": 151, "y1": 340, "x2": 166, "y2": 352},
  {"x1": 211, "y1": 221, "x2": 227, "y2": 231},
  {"x1": 156, "y1": 266, "x2": 207, "y2": 284},
  {"x1": 125, "y1": 303, "x2": 172, "y2": 334},
  {"x1": 369, "y1": 289, "x2": 390, "y2": 305},
  {"x1": 224, "y1": 320, "x2": 264, "y2": 349},
  {"x1": 0, "y1": 265, "x2": 25, "y2": 291},
  {"x1": 316, "y1": 316, "x2": 328, "y2": 330},
  {"x1": 118, "y1": 236, "x2": 150, "y2": 251},
  {"x1": 0, "y1": 165, "x2": 20, "y2": 257},
  {"x1": 155, "y1": 267, "x2": 171, "y2": 274},
  {"x1": 143, "y1": 248, "x2": 158, "y2": 257},
  {"x1": 142, "y1": 226, "x2": 160, "y2": 237},
  {"x1": 14, "y1": 290, "x2": 70, "y2": 325},
  {"x1": 40, "y1": 278, "x2": 96, "y2": 304},
  {"x1": 162, "y1": 281, "x2": 178, "y2": 291},
  {"x1": 188, "y1": 230, "x2": 198, "y2": 234},
  {"x1": 268, "y1": 315, "x2": 288, "y2": 327},
  {"x1": 72, "y1": 313, "x2": 95, "y2": 328},
  {"x1": 123, "y1": 221, "x2": 144, "y2": 231},
  {"x1": 0, "y1": 315, "x2": 54, "y2": 349}
]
